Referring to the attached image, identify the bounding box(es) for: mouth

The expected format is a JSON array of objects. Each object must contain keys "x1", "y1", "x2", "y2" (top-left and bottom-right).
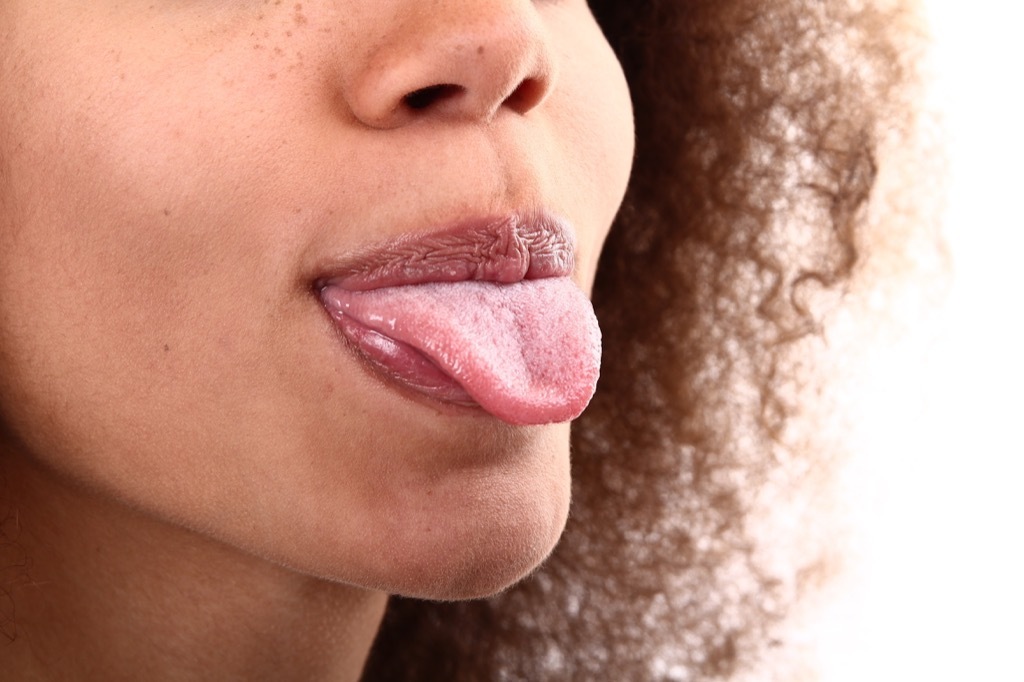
[{"x1": 315, "y1": 213, "x2": 602, "y2": 425}]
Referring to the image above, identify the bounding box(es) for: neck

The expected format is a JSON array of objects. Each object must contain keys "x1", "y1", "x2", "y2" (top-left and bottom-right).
[{"x1": 0, "y1": 456, "x2": 388, "y2": 681}]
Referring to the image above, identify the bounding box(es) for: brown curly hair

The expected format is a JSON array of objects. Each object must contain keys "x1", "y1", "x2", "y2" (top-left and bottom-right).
[{"x1": 362, "y1": 0, "x2": 921, "y2": 679}]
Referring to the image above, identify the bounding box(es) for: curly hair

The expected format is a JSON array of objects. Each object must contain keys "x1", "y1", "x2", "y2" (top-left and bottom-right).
[{"x1": 362, "y1": 0, "x2": 921, "y2": 679}]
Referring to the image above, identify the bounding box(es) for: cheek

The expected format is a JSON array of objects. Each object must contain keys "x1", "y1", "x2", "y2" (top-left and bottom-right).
[
  {"x1": 0, "y1": 34, "x2": 296, "y2": 477},
  {"x1": 546, "y1": 21, "x2": 634, "y2": 289},
  {"x1": 0, "y1": 23, "x2": 304, "y2": 382}
]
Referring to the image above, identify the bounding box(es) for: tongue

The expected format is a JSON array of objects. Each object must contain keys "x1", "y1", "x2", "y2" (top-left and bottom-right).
[{"x1": 320, "y1": 278, "x2": 601, "y2": 425}]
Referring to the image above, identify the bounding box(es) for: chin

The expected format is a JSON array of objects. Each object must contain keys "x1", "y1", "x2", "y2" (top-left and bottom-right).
[
  {"x1": 401, "y1": 490, "x2": 571, "y2": 601},
  {"x1": 321, "y1": 429, "x2": 574, "y2": 601},
  {"x1": 379, "y1": 472, "x2": 571, "y2": 601}
]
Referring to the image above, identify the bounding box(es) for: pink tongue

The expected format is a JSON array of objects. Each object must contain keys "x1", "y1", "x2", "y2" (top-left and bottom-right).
[{"x1": 321, "y1": 278, "x2": 601, "y2": 425}]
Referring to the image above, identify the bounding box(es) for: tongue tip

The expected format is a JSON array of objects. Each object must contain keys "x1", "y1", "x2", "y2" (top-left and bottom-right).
[{"x1": 468, "y1": 363, "x2": 601, "y2": 426}]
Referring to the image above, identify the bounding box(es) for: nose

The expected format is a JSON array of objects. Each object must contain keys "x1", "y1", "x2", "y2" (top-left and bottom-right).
[{"x1": 339, "y1": 0, "x2": 556, "y2": 129}]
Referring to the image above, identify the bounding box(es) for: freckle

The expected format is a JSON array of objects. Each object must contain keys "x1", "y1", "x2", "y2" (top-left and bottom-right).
[
  {"x1": 268, "y1": 73, "x2": 277, "y2": 80},
  {"x1": 285, "y1": 30, "x2": 292, "y2": 37},
  {"x1": 163, "y1": 208, "x2": 171, "y2": 216},
  {"x1": 119, "y1": 72, "x2": 126, "y2": 81},
  {"x1": 477, "y1": 45, "x2": 484, "y2": 55},
  {"x1": 274, "y1": 46, "x2": 284, "y2": 55},
  {"x1": 163, "y1": 344, "x2": 170, "y2": 352}
]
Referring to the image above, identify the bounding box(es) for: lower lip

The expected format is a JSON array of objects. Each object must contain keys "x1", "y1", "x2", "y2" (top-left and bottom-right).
[{"x1": 330, "y1": 312, "x2": 480, "y2": 409}]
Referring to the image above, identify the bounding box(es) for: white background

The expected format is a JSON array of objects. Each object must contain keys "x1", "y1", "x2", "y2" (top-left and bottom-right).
[{"x1": 814, "y1": 2, "x2": 1024, "y2": 680}]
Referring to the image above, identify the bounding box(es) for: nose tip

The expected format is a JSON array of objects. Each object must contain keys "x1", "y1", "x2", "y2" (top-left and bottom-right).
[{"x1": 342, "y1": 6, "x2": 556, "y2": 129}]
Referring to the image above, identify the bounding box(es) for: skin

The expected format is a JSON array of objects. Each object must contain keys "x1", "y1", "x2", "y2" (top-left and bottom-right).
[{"x1": 0, "y1": 0, "x2": 633, "y2": 678}]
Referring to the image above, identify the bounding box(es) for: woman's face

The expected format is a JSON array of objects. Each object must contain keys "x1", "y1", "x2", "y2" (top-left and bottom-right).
[{"x1": 0, "y1": 0, "x2": 633, "y2": 597}]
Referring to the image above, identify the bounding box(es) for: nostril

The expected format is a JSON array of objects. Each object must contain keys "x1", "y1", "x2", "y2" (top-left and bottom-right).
[
  {"x1": 403, "y1": 84, "x2": 464, "y2": 111},
  {"x1": 502, "y1": 77, "x2": 547, "y2": 114}
]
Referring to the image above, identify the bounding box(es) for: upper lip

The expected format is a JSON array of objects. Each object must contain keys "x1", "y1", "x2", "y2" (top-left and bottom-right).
[{"x1": 314, "y1": 211, "x2": 577, "y2": 291}]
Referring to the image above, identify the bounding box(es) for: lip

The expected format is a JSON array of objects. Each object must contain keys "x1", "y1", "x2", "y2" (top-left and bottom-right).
[
  {"x1": 313, "y1": 211, "x2": 576, "y2": 291},
  {"x1": 313, "y1": 211, "x2": 598, "y2": 423}
]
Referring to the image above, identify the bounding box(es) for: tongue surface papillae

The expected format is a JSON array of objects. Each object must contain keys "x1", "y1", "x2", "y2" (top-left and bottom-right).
[{"x1": 321, "y1": 278, "x2": 601, "y2": 425}]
